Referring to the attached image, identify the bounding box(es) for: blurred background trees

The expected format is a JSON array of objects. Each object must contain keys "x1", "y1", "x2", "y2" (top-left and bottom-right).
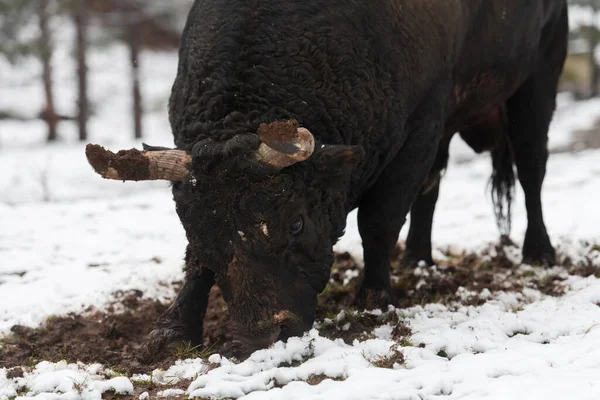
[
  {"x1": 0, "y1": 0, "x2": 192, "y2": 142},
  {"x1": 0, "y1": 0, "x2": 598, "y2": 145},
  {"x1": 562, "y1": 0, "x2": 600, "y2": 98}
]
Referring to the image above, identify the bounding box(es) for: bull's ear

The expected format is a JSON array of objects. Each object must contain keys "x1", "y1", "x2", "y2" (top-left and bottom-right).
[{"x1": 309, "y1": 145, "x2": 364, "y2": 184}]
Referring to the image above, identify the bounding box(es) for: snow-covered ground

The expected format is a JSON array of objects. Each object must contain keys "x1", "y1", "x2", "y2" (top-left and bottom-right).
[
  {"x1": 3, "y1": 276, "x2": 600, "y2": 400},
  {"x1": 2, "y1": 12, "x2": 600, "y2": 400}
]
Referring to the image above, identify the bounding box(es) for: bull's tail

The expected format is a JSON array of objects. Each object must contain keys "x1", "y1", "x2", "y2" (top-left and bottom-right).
[{"x1": 489, "y1": 108, "x2": 515, "y2": 236}]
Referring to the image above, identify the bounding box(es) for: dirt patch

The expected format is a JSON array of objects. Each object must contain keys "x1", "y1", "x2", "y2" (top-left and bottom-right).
[
  {"x1": 318, "y1": 242, "x2": 600, "y2": 311},
  {"x1": 1, "y1": 291, "x2": 169, "y2": 374},
  {"x1": 317, "y1": 306, "x2": 412, "y2": 345},
  {"x1": 2, "y1": 243, "x2": 598, "y2": 374},
  {"x1": 0, "y1": 286, "x2": 238, "y2": 374},
  {"x1": 6, "y1": 367, "x2": 24, "y2": 379},
  {"x1": 0, "y1": 287, "x2": 240, "y2": 374},
  {"x1": 270, "y1": 372, "x2": 345, "y2": 390},
  {"x1": 371, "y1": 344, "x2": 405, "y2": 368},
  {"x1": 102, "y1": 378, "x2": 194, "y2": 400},
  {"x1": 316, "y1": 252, "x2": 359, "y2": 321},
  {"x1": 304, "y1": 373, "x2": 345, "y2": 385}
]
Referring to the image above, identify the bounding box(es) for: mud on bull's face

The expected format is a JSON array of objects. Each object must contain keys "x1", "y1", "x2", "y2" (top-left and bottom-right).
[{"x1": 172, "y1": 140, "x2": 363, "y2": 349}]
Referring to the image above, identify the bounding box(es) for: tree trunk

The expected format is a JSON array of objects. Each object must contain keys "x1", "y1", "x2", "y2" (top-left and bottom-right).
[
  {"x1": 128, "y1": 27, "x2": 143, "y2": 140},
  {"x1": 589, "y1": 29, "x2": 600, "y2": 98},
  {"x1": 74, "y1": 0, "x2": 89, "y2": 141},
  {"x1": 593, "y1": 1, "x2": 600, "y2": 96},
  {"x1": 39, "y1": 0, "x2": 58, "y2": 142}
]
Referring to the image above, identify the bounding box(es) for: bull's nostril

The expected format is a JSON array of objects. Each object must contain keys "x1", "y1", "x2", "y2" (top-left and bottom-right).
[
  {"x1": 278, "y1": 324, "x2": 291, "y2": 341},
  {"x1": 273, "y1": 310, "x2": 301, "y2": 342},
  {"x1": 265, "y1": 326, "x2": 282, "y2": 345}
]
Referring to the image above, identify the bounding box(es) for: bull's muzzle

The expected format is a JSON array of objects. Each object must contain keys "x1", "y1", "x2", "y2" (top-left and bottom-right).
[{"x1": 235, "y1": 310, "x2": 302, "y2": 349}]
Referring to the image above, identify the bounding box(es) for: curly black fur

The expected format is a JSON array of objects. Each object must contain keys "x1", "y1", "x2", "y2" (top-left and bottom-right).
[{"x1": 158, "y1": 0, "x2": 568, "y2": 347}]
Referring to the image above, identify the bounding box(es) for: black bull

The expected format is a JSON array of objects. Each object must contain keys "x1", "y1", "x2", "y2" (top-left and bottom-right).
[{"x1": 86, "y1": 0, "x2": 568, "y2": 353}]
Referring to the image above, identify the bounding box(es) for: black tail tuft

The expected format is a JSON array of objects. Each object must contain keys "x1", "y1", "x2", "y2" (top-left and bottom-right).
[{"x1": 489, "y1": 111, "x2": 515, "y2": 236}]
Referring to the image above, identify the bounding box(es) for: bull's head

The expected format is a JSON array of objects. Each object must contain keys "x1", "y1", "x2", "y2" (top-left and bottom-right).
[{"x1": 86, "y1": 120, "x2": 363, "y2": 349}]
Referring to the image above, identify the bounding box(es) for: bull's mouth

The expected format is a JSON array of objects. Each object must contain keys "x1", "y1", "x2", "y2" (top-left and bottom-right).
[
  {"x1": 235, "y1": 327, "x2": 283, "y2": 349},
  {"x1": 233, "y1": 310, "x2": 305, "y2": 350}
]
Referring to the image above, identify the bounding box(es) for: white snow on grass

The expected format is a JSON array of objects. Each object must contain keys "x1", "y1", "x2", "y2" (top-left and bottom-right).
[
  {"x1": 0, "y1": 190, "x2": 186, "y2": 333},
  {"x1": 0, "y1": 361, "x2": 134, "y2": 399},
  {"x1": 2, "y1": 275, "x2": 600, "y2": 399}
]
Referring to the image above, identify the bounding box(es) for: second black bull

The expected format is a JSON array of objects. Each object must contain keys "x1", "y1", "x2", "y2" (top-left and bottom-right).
[{"x1": 86, "y1": 0, "x2": 568, "y2": 352}]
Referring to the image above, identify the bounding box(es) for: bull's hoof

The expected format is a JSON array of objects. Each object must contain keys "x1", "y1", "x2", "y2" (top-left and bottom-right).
[
  {"x1": 354, "y1": 286, "x2": 398, "y2": 311},
  {"x1": 522, "y1": 234, "x2": 556, "y2": 267},
  {"x1": 401, "y1": 252, "x2": 434, "y2": 268},
  {"x1": 137, "y1": 327, "x2": 186, "y2": 364},
  {"x1": 522, "y1": 248, "x2": 556, "y2": 267}
]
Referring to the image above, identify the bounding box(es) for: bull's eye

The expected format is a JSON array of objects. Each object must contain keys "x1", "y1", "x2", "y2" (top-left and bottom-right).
[{"x1": 289, "y1": 216, "x2": 303, "y2": 235}]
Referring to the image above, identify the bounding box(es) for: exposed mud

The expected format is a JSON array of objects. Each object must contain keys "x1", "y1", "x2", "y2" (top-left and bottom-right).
[
  {"x1": 319, "y1": 241, "x2": 600, "y2": 313},
  {"x1": 317, "y1": 304, "x2": 412, "y2": 345},
  {"x1": 0, "y1": 291, "x2": 170, "y2": 374},
  {"x1": 2, "y1": 243, "x2": 599, "y2": 378},
  {"x1": 102, "y1": 379, "x2": 194, "y2": 400}
]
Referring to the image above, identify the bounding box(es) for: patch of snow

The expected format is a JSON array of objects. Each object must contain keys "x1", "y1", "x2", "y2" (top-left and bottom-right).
[
  {"x1": 0, "y1": 362, "x2": 133, "y2": 400},
  {"x1": 93, "y1": 376, "x2": 134, "y2": 395},
  {"x1": 158, "y1": 388, "x2": 186, "y2": 397},
  {"x1": 146, "y1": 359, "x2": 209, "y2": 384}
]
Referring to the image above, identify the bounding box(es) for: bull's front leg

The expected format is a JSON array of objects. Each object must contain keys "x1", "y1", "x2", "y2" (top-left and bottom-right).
[
  {"x1": 355, "y1": 91, "x2": 447, "y2": 310},
  {"x1": 142, "y1": 248, "x2": 214, "y2": 361}
]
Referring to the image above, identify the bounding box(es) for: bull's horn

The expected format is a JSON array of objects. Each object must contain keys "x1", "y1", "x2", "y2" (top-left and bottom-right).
[
  {"x1": 256, "y1": 120, "x2": 315, "y2": 169},
  {"x1": 85, "y1": 144, "x2": 192, "y2": 181}
]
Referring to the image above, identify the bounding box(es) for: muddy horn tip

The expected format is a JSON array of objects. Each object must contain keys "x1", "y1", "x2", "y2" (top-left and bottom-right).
[
  {"x1": 85, "y1": 143, "x2": 118, "y2": 179},
  {"x1": 85, "y1": 143, "x2": 151, "y2": 181}
]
